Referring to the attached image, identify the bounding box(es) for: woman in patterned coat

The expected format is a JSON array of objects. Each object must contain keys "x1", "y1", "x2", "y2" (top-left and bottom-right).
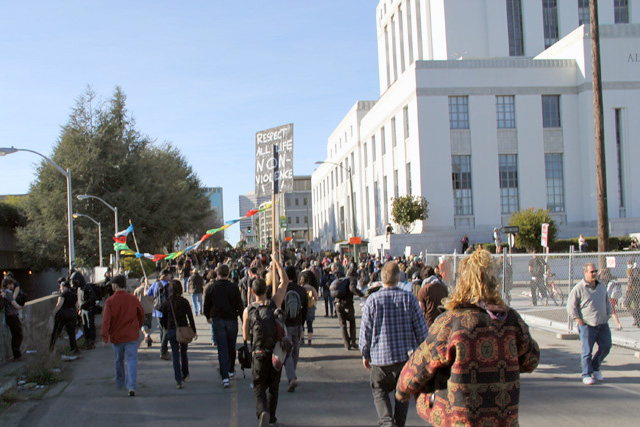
[{"x1": 396, "y1": 249, "x2": 540, "y2": 427}]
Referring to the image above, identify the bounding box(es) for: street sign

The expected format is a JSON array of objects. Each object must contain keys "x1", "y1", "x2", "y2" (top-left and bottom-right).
[
  {"x1": 349, "y1": 237, "x2": 361, "y2": 245},
  {"x1": 541, "y1": 223, "x2": 549, "y2": 248},
  {"x1": 285, "y1": 236, "x2": 292, "y2": 242},
  {"x1": 280, "y1": 216, "x2": 287, "y2": 228},
  {"x1": 503, "y1": 225, "x2": 520, "y2": 234}
]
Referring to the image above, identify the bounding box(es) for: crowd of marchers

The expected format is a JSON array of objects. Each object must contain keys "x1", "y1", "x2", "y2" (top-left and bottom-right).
[{"x1": 5, "y1": 244, "x2": 629, "y2": 427}]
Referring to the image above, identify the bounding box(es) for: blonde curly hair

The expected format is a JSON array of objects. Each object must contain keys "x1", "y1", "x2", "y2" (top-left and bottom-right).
[{"x1": 444, "y1": 248, "x2": 504, "y2": 311}]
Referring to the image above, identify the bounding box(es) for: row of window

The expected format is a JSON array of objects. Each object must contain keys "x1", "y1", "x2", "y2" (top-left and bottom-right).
[
  {"x1": 510, "y1": 0, "x2": 630, "y2": 54},
  {"x1": 287, "y1": 216, "x2": 308, "y2": 225},
  {"x1": 451, "y1": 153, "x2": 565, "y2": 217},
  {"x1": 285, "y1": 196, "x2": 308, "y2": 207},
  {"x1": 448, "y1": 95, "x2": 561, "y2": 129}
]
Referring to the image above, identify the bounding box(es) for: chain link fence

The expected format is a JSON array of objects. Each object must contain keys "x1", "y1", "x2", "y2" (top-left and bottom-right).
[{"x1": 423, "y1": 250, "x2": 640, "y2": 330}]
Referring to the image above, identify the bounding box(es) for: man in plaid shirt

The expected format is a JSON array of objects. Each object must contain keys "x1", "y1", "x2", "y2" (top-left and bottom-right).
[{"x1": 359, "y1": 261, "x2": 428, "y2": 427}]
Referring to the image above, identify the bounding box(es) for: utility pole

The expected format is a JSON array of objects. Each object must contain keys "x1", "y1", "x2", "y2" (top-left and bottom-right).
[{"x1": 590, "y1": 0, "x2": 609, "y2": 252}]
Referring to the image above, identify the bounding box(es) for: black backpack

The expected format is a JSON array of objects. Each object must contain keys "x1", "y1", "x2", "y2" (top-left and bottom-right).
[
  {"x1": 153, "y1": 281, "x2": 168, "y2": 311},
  {"x1": 330, "y1": 277, "x2": 350, "y2": 299},
  {"x1": 284, "y1": 289, "x2": 302, "y2": 322},
  {"x1": 248, "y1": 301, "x2": 278, "y2": 351},
  {"x1": 237, "y1": 341, "x2": 252, "y2": 377}
]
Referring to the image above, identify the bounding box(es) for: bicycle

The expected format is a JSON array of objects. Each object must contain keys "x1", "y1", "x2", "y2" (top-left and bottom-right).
[{"x1": 543, "y1": 273, "x2": 564, "y2": 306}]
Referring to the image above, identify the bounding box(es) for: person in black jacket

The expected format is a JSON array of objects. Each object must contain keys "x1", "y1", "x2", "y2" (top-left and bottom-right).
[
  {"x1": 71, "y1": 271, "x2": 97, "y2": 350},
  {"x1": 336, "y1": 264, "x2": 364, "y2": 350},
  {"x1": 50, "y1": 278, "x2": 79, "y2": 353},
  {"x1": 161, "y1": 280, "x2": 196, "y2": 389},
  {"x1": 203, "y1": 264, "x2": 243, "y2": 388}
]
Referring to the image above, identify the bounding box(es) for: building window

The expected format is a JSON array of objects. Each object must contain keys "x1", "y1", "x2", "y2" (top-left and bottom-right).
[
  {"x1": 615, "y1": 108, "x2": 625, "y2": 215},
  {"x1": 391, "y1": 117, "x2": 397, "y2": 148},
  {"x1": 449, "y1": 96, "x2": 469, "y2": 129},
  {"x1": 383, "y1": 176, "x2": 389, "y2": 225},
  {"x1": 403, "y1": 106, "x2": 410, "y2": 139},
  {"x1": 542, "y1": 0, "x2": 559, "y2": 49},
  {"x1": 406, "y1": 163, "x2": 412, "y2": 196},
  {"x1": 407, "y1": 0, "x2": 414, "y2": 65},
  {"x1": 545, "y1": 153, "x2": 565, "y2": 212},
  {"x1": 366, "y1": 186, "x2": 370, "y2": 231},
  {"x1": 295, "y1": 198, "x2": 299, "y2": 206},
  {"x1": 363, "y1": 142, "x2": 368, "y2": 167},
  {"x1": 381, "y1": 126, "x2": 386, "y2": 155},
  {"x1": 615, "y1": 0, "x2": 629, "y2": 23},
  {"x1": 542, "y1": 95, "x2": 561, "y2": 128},
  {"x1": 496, "y1": 95, "x2": 516, "y2": 128},
  {"x1": 286, "y1": 198, "x2": 291, "y2": 207},
  {"x1": 506, "y1": 0, "x2": 524, "y2": 56},
  {"x1": 288, "y1": 216, "x2": 292, "y2": 224},
  {"x1": 304, "y1": 216, "x2": 308, "y2": 224},
  {"x1": 394, "y1": 169, "x2": 399, "y2": 198},
  {"x1": 374, "y1": 180, "x2": 380, "y2": 232},
  {"x1": 451, "y1": 155, "x2": 473, "y2": 215},
  {"x1": 499, "y1": 154, "x2": 519, "y2": 214},
  {"x1": 578, "y1": 0, "x2": 590, "y2": 26},
  {"x1": 296, "y1": 217, "x2": 300, "y2": 224},
  {"x1": 398, "y1": 6, "x2": 406, "y2": 73},
  {"x1": 371, "y1": 136, "x2": 376, "y2": 162}
]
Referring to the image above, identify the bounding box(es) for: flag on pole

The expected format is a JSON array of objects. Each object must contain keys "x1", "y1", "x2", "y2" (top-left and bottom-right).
[
  {"x1": 113, "y1": 236, "x2": 127, "y2": 244},
  {"x1": 115, "y1": 224, "x2": 134, "y2": 237}
]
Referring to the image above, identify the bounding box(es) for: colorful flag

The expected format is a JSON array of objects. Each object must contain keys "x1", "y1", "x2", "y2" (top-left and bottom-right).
[
  {"x1": 113, "y1": 236, "x2": 127, "y2": 244},
  {"x1": 115, "y1": 224, "x2": 134, "y2": 238},
  {"x1": 114, "y1": 243, "x2": 130, "y2": 251}
]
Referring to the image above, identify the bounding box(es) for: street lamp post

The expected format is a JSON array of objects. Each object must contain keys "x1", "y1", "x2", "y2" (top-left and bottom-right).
[
  {"x1": 77, "y1": 194, "x2": 118, "y2": 271},
  {"x1": 73, "y1": 213, "x2": 103, "y2": 267},
  {"x1": 0, "y1": 146, "x2": 75, "y2": 270},
  {"x1": 315, "y1": 161, "x2": 357, "y2": 260}
]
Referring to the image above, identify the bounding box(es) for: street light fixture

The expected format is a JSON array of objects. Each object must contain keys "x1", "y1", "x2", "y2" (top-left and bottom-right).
[
  {"x1": 76, "y1": 194, "x2": 119, "y2": 270},
  {"x1": 315, "y1": 160, "x2": 357, "y2": 258},
  {"x1": 0, "y1": 146, "x2": 75, "y2": 270},
  {"x1": 73, "y1": 213, "x2": 103, "y2": 267}
]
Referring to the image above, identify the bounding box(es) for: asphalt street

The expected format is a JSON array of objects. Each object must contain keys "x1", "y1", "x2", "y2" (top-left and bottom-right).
[{"x1": 4, "y1": 299, "x2": 640, "y2": 427}]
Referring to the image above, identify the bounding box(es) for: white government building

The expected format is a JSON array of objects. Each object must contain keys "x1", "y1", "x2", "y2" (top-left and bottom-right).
[{"x1": 312, "y1": 0, "x2": 640, "y2": 254}]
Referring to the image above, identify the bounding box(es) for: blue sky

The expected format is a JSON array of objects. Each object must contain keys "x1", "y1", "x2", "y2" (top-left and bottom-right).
[{"x1": 0, "y1": 1, "x2": 380, "y2": 245}]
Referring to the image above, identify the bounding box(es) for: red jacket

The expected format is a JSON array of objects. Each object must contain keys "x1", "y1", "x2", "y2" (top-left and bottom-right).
[{"x1": 101, "y1": 290, "x2": 144, "y2": 344}]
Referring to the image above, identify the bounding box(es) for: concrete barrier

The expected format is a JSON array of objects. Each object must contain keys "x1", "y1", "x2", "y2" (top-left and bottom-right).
[{"x1": 1, "y1": 295, "x2": 57, "y2": 362}]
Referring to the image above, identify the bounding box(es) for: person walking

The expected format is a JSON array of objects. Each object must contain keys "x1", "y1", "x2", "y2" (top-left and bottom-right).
[
  {"x1": 242, "y1": 258, "x2": 289, "y2": 427},
  {"x1": 133, "y1": 277, "x2": 155, "y2": 347},
  {"x1": 567, "y1": 262, "x2": 613, "y2": 385},
  {"x1": 300, "y1": 270, "x2": 319, "y2": 345},
  {"x1": 281, "y1": 266, "x2": 308, "y2": 393},
  {"x1": 359, "y1": 261, "x2": 428, "y2": 427},
  {"x1": 147, "y1": 269, "x2": 172, "y2": 359},
  {"x1": 203, "y1": 264, "x2": 243, "y2": 388},
  {"x1": 335, "y1": 264, "x2": 364, "y2": 350},
  {"x1": 600, "y1": 268, "x2": 623, "y2": 330},
  {"x1": 396, "y1": 249, "x2": 539, "y2": 426},
  {"x1": 72, "y1": 271, "x2": 97, "y2": 350},
  {"x1": 1, "y1": 277, "x2": 23, "y2": 361},
  {"x1": 160, "y1": 279, "x2": 197, "y2": 389},
  {"x1": 101, "y1": 275, "x2": 145, "y2": 396},
  {"x1": 187, "y1": 269, "x2": 205, "y2": 316},
  {"x1": 50, "y1": 278, "x2": 79, "y2": 353}
]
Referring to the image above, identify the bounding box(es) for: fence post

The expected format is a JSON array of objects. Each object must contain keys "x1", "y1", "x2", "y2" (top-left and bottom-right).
[
  {"x1": 568, "y1": 245, "x2": 574, "y2": 332},
  {"x1": 452, "y1": 249, "x2": 458, "y2": 288}
]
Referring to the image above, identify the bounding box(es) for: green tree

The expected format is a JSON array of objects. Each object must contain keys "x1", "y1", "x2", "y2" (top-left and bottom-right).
[
  {"x1": 508, "y1": 208, "x2": 558, "y2": 252},
  {"x1": 390, "y1": 196, "x2": 429, "y2": 234},
  {"x1": 16, "y1": 86, "x2": 211, "y2": 270}
]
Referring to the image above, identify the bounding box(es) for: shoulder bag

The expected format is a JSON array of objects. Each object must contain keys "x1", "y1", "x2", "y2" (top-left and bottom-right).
[{"x1": 169, "y1": 297, "x2": 195, "y2": 344}]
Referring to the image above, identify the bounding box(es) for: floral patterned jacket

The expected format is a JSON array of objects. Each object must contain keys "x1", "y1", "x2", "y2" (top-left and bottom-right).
[{"x1": 395, "y1": 303, "x2": 539, "y2": 427}]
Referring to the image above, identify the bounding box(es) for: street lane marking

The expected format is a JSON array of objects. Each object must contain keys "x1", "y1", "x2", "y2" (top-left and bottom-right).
[
  {"x1": 229, "y1": 380, "x2": 238, "y2": 427},
  {"x1": 604, "y1": 383, "x2": 640, "y2": 396}
]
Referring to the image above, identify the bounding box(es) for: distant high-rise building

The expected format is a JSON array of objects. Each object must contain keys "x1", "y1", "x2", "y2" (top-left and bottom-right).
[
  {"x1": 204, "y1": 187, "x2": 224, "y2": 240},
  {"x1": 239, "y1": 191, "x2": 269, "y2": 247}
]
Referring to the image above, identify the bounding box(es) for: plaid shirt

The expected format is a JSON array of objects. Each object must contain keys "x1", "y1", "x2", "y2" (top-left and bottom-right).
[{"x1": 359, "y1": 286, "x2": 428, "y2": 366}]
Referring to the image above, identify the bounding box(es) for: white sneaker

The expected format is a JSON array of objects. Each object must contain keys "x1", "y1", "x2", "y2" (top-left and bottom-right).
[
  {"x1": 592, "y1": 371, "x2": 603, "y2": 382},
  {"x1": 583, "y1": 376, "x2": 596, "y2": 385},
  {"x1": 222, "y1": 379, "x2": 230, "y2": 388}
]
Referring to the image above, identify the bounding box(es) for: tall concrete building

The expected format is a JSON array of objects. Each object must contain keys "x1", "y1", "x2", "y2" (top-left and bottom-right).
[
  {"x1": 239, "y1": 191, "x2": 269, "y2": 247},
  {"x1": 312, "y1": 0, "x2": 640, "y2": 254}
]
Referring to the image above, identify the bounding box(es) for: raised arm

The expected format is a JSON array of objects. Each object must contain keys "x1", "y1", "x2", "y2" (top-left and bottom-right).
[{"x1": 271, "y1": 257, "x2": 290, "y2": 307}]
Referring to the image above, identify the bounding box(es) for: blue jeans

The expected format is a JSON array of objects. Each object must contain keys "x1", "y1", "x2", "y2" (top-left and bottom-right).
[
  {"x1": 191, "y1": 293, "x2": 203, "y2": 315},
  {"x1": 284, "y1": 325, "x2": 302, "y2": 382},
  {"x1": 323, "y1": 293, "x2": 334, "y2": 316},
  {"x1": 112, "y1": 340, "x2": 138, "y2": 391},
  {"x1": 213, "y1": 318, "x2": 238, "y2": 380},
  {"x1": 578, "y1": 323, "x2": 612, "y2": 377},
  {"x1": 167, "y1": 329, "x2": 189, "y2": 385}
]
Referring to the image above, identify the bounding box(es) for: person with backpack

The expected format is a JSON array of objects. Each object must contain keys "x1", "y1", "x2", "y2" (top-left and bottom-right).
[
  {"x1": 280, "y1": 265, "x2": 308, "y2": 392},
  {"x1": 333, "y1": 264, "x2": 364, "y2": 350},
  {"x1": 146, "y1": 269, "x2": 173, "y2": 360},
  {"x1": 242, "y1": 257, "x2": 289, "y2": 427},
  {"x1": 300, "y1": 270, "x2": 319, "y2": 346},
  {"x1": 320, "y1": 265, "x2": 336, "y2": 317}
]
